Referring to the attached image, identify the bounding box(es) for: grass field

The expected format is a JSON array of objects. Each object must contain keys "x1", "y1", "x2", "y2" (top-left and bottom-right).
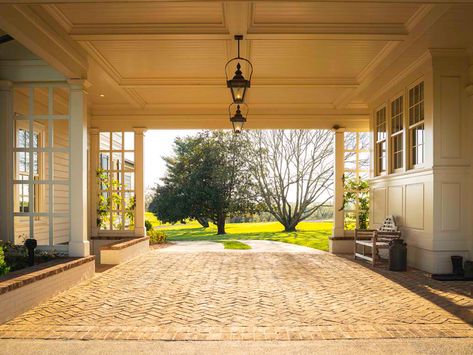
[
  {"x1": 145, "y1": 213, "x2": 333, "y2": 252},
  {"x1": 218, "y1": 240, "x2": 252, "y2": 250}
]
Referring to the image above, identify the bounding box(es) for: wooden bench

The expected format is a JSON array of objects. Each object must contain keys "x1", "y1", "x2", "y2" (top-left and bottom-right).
[{"x1": 354, "y1": 216, "x2": 401, "y2": 266}]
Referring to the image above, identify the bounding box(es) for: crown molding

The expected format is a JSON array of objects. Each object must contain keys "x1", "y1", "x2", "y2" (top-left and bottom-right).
[
  {"x1": 332, "y1": 3, "x2": 451, "y2": 108},
  {"x1": 0, "y1": 4, "x2": 88, "y2": 78},
  {"x1": 366, "y1": 50, "x2": 431, "y2": 105},
  {"x1": 428, "y1": 48, "x2": 469, "y2": 58},
  {"x1": 42, "y1": 4, "x2": 73, "y2": 33}
]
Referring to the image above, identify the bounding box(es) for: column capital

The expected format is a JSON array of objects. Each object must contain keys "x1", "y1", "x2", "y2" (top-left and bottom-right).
[
  {"x1": 332, "y1": 125, "x2": 346, "y2": 133},
  {"x1": 0, "y1": 80, "x2": 12, "y2": 91},
  {"x1": 67, "y1": 79, "x2": 92, "y2": 92},
  {"x1": 89, "y1": 127, "x2": 100, "y2": 135},
  {"x1": 133, "y1": 127, "x2": 147, "y2": 135}
]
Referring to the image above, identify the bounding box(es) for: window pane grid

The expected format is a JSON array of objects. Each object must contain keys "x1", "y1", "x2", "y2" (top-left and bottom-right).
[
  {"x1": 343, "y1": 131, "x2": 370, "y2": 230},
  {"x1": 408, "y1": 82, "x2": 425, "y2": 166},
  {"x1": 98, "y1": 130, "x2": 135, "y2": 232},
  {"x1": 391, "y1": 96, "x2": 404, "y2": 170},
  {"x1": 13, "y1": 85, "x2": 71, "y2": 246}
]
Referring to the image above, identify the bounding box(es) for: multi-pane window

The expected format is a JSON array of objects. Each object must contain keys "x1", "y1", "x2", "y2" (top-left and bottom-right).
[
  {"x1": 16, "y1": 128, "x2": 41, "y2": 213},
  {"x1": 13, "y1": 85, "x2": 71, "y2": 246},
  {"x1": 98, "y1": 131, "x2": 135, "y2": 231},
  {"x1": 375, "y1": 107, "x2": 387, "y2": 175},
  {"x1": 344, "y1": 132, "x2": 370, "y2": 230},
  {"x1": 409, "y1": 82, "x2": 424, "y2": 167},
  {"x1": 391, "y1": 96, "x2": 404, "y2": 171}
]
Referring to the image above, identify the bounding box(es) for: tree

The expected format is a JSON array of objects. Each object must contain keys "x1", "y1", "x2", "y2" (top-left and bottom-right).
[
  {"x1": 149, "y1": 131, "x2": 257, "y2": 234},
  {"x1": 247, "y1": 130, "x2": 334, "y2": 232}
]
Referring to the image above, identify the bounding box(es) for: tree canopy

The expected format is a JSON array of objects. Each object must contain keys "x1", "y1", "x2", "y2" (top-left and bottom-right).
[
  {"x1": 149, "y1": 130, "x2": 258, "y2": 234},
  {"x1": 247, "y1": 130, "x2": 334, "y2": 232}
]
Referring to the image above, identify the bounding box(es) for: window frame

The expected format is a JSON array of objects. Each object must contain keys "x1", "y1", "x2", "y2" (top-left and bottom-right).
[
  {"x1": 389, "y1": 94, "x2": 405, "y2": 173},
  {"x1": 343, "y1": 131, "x2": 370, "y2": 230},
  {"x1": 374, "y1": 105, "x2": 387, "y2": 176},
  {"x1": 98, "y1": 131, "x2": 136, "y2": 232},
  {"x1": 407, "y1": 80, "x2": 425, "y2": 169},
  {"x1": 14, "y1": 121, "x2": 45, "y2": 217},
  {"x1": 12, "y1": 84, "x2": 72, "y2": 246}
]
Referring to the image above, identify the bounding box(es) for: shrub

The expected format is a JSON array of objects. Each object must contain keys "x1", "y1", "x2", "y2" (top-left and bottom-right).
[
  {"x1": 1, "y1": 242, "x2": 65, "y2": 272},
  {"x1": 0, "y1": 247, "x2": 10, "y2": 276},
  {"x1": 145, "y1": 219, "x2": 153, "y2": 232},
  {"x1": 148, "y1": 229, "x2": 167, "y2": 244}
]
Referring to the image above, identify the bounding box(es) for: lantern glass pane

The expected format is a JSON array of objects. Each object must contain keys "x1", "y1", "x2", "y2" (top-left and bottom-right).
[{"x1": 231, "y1": 86, "x2": 246, "y2": 103}]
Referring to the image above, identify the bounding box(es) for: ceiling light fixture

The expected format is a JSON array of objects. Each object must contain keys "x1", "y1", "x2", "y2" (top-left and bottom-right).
[
  {"x1": 229, "y1": 103, "x2": 247, "y2": 134},
  {"x1": 225, "y1": 35, "x2": 253, "y2": 105}
]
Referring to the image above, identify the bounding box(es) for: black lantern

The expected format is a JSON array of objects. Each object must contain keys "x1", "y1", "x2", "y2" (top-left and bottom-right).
[
  {"x1": 229, "y1": 103, "x2": 247, "y2": 134},
  {"x1": 225, "y1": 35, "x2": 253, "y2": 104}
]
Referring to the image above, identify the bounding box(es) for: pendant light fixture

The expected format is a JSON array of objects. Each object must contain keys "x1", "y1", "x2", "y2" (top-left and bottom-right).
[
  {"x1": 225, "y1": 35, "x2": 253, "y2": 104},
  {"x1": 228, "y1": 103, "x2": 247, "y2": 134}
]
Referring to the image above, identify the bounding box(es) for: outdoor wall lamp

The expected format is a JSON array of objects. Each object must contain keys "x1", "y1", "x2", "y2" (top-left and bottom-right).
[
  {"x1": 225, "y1": 35, "x2": 253, "y2": 104},
  {"x1": 229, "y1": 103, "x2": 247, "y2": 134}
]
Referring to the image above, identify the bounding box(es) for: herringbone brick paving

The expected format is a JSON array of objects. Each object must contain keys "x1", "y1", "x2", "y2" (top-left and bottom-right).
[{"x1": 0, "y1": 250, "x2": 472, "y2": 340}]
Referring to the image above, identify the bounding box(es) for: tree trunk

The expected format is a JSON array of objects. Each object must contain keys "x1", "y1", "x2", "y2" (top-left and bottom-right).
[
  {"x1": 284, "y1": 219, "x2": 299, "y2": 232},
  {"x1": 216, "y1": 213, "x2": 226, "y2": 235},
  {"x1": 196, "y1": 217, "x2": 209, "y2": 228},
  {"x1": 284, "y1": 225, "x2": 297, "y2": 232}
]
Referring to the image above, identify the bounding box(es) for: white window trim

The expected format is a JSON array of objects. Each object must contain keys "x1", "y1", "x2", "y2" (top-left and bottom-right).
[
  {"x1": 407, "y1": 80, "x2": 425, "y2": 170},
  {"x1": 12, "y1": 84, "x2": 72, "y2": 246},
  {"x1": 374, "y1": 106, "x2": 387, "y2": 176},
  {"x1": 98, "y1": 131, "x2": 136, "y2": 233},
  {"x1": 389, "y1": 93, "x2": 405, "y2": 174}
]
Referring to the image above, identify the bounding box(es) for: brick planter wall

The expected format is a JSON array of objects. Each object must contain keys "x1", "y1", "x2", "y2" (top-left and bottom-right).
[{"x1": 0, "y1": 256, "x2": 95, "y2": 324}]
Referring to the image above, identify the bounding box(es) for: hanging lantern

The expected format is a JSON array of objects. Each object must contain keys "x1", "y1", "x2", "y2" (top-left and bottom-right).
[
  {"x1": 225, "y1": 35, "x2": 253, "y2": 104},
  {"x1": 229, "y1": 103, "x2": 248, "y2": 134}
]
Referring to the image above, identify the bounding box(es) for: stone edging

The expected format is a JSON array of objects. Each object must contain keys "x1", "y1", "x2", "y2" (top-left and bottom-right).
[
  {"x1": 0, "y1": 256, "x2": 95, "y2": 295},
  {"x1": 100, "y1": 236, "x2": 149, "y2": 251}
]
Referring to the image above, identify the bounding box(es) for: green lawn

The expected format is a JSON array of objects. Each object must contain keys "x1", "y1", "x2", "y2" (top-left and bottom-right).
[
  {"x1": 155, "y1": 220, "x2": 333, "y2": 251},
  {"x1": 218, "y1": 240, "x2": 252, "y2": 250}
]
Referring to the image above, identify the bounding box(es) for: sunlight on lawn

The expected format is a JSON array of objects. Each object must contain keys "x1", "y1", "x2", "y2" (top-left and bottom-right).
[
  {"x1": 156, "y1": 220, "x2": 333, "y2": 252},
  {"x1": 218, "y1": 240, "x2": 252, "y2": 250}
]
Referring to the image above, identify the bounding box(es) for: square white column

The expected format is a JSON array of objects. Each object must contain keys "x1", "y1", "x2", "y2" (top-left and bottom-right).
[
  {"x1": 134, "y1": 128, "x2": 147, "y2": 237},
  {"x1": 332, "y1": 128, "x2": 345, "y2": 238},
  {"x1": 68, "y1": 79, "x2": 91, "y2": 257},
  {"x1": 89, "y1": 128, "x2": 99, "y2": 238},
  {"x1": 0, "y1": 81, "x2": 13, "y2": 243}
]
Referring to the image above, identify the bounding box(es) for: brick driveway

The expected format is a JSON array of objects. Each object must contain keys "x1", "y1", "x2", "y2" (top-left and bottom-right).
[{"x1": 0, "y1": 247, "x2": 472, "y2": 341}]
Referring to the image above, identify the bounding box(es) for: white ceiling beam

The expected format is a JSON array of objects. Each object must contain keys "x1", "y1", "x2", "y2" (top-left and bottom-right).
[
  {"x1": 118, "y1": 77, "x2": 359, "y2": 88},
  {"x1": 0, "y1": 4, "x2": 88, "y2": 78},
  {"x1": 89, "y1": 114, "x2": 369, "y2": 131},
  {"x1": 3, "y1": 1, "x2": 473, "y2": 4}
]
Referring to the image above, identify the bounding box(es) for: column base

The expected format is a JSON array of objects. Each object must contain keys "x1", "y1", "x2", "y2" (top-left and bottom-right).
[
  {"x1": 134, "y1": 227, "x2": 146, "y2": 237},
  {"x1": 329, "y1": 236, "x2": 354, "y2": 254},
  {"x1": 68, "y1": 240, "x2": 91, "y2": 257},
  {"x1": 332, "y1": 227, "x2": 345, "y2": 238}
]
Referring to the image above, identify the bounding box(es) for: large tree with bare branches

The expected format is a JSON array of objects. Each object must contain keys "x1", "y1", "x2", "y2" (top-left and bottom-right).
[{"x1": 247, "y1": 130, "x2": 334, "y2": 232}]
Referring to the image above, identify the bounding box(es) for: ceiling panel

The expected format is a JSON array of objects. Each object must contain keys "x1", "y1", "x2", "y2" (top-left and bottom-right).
[
  {"x1": 92, "y1": 40, "x2": 227, "y2": 78},
  {"x1": 135, "y1": 87, "x2": 229, "y2": 105},
  {"x1": 246, "y1": 87, "x2": 349, "y2": 104},
  {"x1": 251, "y1": 40, "x2": 387, "y2": 78},
  {"x1": 56, "y1": 3, "x2": 224, "y2": 25},
  {"x1": 253, "y1": 2, "x2": 420, "y2": 25},
  {"x1": 87, "y1": 61, "x2": 131, "y2": 105}
]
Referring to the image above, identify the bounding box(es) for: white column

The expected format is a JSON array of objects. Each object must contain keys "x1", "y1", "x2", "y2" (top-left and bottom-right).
[
  {"x1": 332, "y1": 127, "x2": 346, "y2": 238},
  {"x1": 134, "y1": 128, "x2": 146, "y2": 237},
  {"x1": 0, "y1": 81, "x2": 12, "y2": 243},
  {"x1": 68, "y1": 79, "x2": 91, "y2": 257},
  {"x1": 89, "y1": 128, "x2": 99, "y2": 237}
]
